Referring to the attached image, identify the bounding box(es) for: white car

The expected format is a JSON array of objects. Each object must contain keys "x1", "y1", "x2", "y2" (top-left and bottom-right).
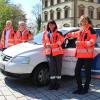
[{"x1": 0, "y1": 27, "x2": 100, "y2": 86}]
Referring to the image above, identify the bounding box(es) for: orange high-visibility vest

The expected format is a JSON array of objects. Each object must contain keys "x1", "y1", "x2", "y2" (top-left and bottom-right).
[
  {"x1": 42, "y1": 31, "x2": 64, "y2": 56},
  {"x1": 66, "y1": 25, "x2": 96, "y2": 58},
  {"x1": 14, "y1": 29, "x2": 33, "y2": 45},
  {"x1": 0, "y1": 27, "x2": 15, "y2": 48},
  {"x1": 42, "y1": 31, "x2": 51, "y2": 55}
]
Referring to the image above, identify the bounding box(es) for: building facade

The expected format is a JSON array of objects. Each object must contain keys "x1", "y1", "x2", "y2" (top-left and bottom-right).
[{"x1": 42, "y1": 0, "x2": 100, "y2": 30}]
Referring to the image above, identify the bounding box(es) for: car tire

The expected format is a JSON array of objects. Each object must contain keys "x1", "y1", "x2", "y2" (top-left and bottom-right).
[{"x1": 32, "y1": 64, "x2": 49, "y2": 86}]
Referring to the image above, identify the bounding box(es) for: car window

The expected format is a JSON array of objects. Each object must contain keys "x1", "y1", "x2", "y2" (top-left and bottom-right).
[
  {"x1": 64, "y1": 30, "x2": 79, "y2": 48},
  {"x1": 65, "y1": 38, "x2": 77, "y2": 48},
  {"x1": 34, "y1": 30, "x2": 68, "y2": 45},
  {"x1": 64, "y1": 29, "x2": 100, "y2": 49},
  {"x1": 34, "y1": 28, "x2": 79, "y2": 45},
  {"x1": 95, "y1": 29, "x2": 100, "y2": 48},
  {"x1": 33, "y1": 32, "x2": 44, "y2": 44}
]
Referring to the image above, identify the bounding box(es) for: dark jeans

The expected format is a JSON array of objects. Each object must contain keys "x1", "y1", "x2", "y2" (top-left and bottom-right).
[
  {"x1": 0, "y1": 48, "x2": 6, "y2": 51},
  {"x1": 47, "y1": 55, "x2": 62, "y2": 78},
  {"x1": 75, "y1": 58, "x2": 93, "y2": 90}
]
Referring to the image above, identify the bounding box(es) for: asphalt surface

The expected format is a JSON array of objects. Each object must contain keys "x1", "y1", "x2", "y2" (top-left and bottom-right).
[{"x1": 0, "y1": 72, "x2": 100, "y2": 100}]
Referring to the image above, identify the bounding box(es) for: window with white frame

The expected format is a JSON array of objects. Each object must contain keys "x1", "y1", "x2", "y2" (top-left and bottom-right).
[
  {"x1": 78, "y1": 5, "x2": 85, "y2": 17},
  {"x1": 56, "y1": 8, "x2": 61, "y2": 19},
  {"x1": 88, "y1": 6, "x2": 94, "y2": 19}
]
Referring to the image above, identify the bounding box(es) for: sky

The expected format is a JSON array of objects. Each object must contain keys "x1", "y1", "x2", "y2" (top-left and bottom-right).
[{"x1": 10, "y1": 0, "x2": 40, "y2": 23}]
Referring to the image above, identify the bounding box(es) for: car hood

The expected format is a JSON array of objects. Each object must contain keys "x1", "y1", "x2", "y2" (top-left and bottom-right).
[{"x1": 3, "y1": 42, "x2": 43, "y2": 57}]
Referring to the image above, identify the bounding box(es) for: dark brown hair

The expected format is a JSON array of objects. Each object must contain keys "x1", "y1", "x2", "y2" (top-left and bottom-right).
[{"x1": 47, "y1": 20, "x2": 58, "y2": 32}]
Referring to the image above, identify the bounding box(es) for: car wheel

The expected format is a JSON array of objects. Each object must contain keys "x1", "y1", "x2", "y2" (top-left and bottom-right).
[{"x1": 32, "y1": 64, "x2": 49, "y2": 86}]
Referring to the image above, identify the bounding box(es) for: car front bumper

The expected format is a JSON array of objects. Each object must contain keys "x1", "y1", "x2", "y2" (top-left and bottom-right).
[
  {"x1": 0, "y1": 59, "x2": 32, "y2": 78},
  {"x1": 0, "y1": 68, "x2": 31, "y2": 78}
]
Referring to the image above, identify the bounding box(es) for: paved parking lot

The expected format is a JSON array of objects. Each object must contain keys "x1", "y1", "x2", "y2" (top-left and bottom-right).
[{"x1": 0, "y1": 72, "x2": 100, "y2": 100}]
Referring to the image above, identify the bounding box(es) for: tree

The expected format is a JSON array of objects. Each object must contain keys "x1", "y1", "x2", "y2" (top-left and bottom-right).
[
  {"x1": 5, "y1": 0, "x2": 10, "y2": 3},
  {"x1": 36, "y1": 14, "x2": 41, "y2": 33},
  {"x1": 9, "y1": 4, "x2": 25, "y2": 31},
  {"x1": 0, "y1": 0, "x2": 25, "y2": 37},
  {"x1": 32, "y1": 1, "x2": 42, "y2": 33}
]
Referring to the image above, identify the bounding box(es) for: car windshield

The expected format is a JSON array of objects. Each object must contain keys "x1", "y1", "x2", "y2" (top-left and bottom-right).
[
  {"x1": 33, "y1": 28, "x2": 100, "y2": 47},
  {"x1": 33, "y1": 32, "x2": 44, "y2": 44},
  {"x1": 33, "y1": 27, "x2": 79, "y2": 45}
]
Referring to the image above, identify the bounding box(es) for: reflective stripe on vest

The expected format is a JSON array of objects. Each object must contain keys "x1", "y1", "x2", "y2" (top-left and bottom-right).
[
  {"x1": 8, "y1": 43, "x2": 13, "y2": 45},
  {"x1": 45, "y1": 48, "x2": 51, "y2": 54},
  {"x1": 56, "y1": 76, "x2": 61, "y2": 79},
  {"x1": 77, "y1": 48, "x2": 93, "y2": 53},
  {"x1": 86, "y1": 39, "x2": 95, "y2": 46},
  {"x1": 46, "y1": 48, "x2": 51, "y2": 51},
  {"x1": 46, "y1": 43, "x2": 50, "y2": 45},
  {"x1": 57, "y1": 41, "x2": 62, "y2": 46},
  {"x1": 52, "y1": 48, "x2": 60, "y2": 52},
  {"x1": 50, "y1": 76, "x2": 56, "y2": 79}
]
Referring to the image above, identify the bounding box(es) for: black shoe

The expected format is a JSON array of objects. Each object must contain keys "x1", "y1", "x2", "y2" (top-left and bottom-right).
[
  {"x1": 48, "y1": 84, "x2": 55, "y2": 90},
  {"x1": 83, "y1": 85, "x2": 89, "y2": 94},
  {"x1": 73, "y1": 89, "x2": 85, "y2": 94},
  {"x1": 82, "y1": 89, "x2": 88, "y2": 94},
  {"x1": 54, "y1": 83, "x2": 60, "y2": 90},
  {"x1": 73, "y1": 89, "x2": 88, "y2": 95},
  {"x1": 73, "y1": 89, "x2": 82, "y2": 94},
  {"x1": 48, "y1": 79, "x2": 55, "y2": 90}
]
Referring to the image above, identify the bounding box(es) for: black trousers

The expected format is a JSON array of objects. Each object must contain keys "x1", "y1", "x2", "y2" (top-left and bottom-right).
[
  {"x1": 0, "y1": 48, "x2": 6, "y2": 51},
  {"x1": 47, "y1": 54, "x2": 62, "y2": 79},
  {"x1": 75, "y1": 58, "x2": 93, "y2": 90}
]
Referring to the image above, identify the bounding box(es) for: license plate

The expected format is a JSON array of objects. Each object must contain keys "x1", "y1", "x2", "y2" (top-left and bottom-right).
[{"x1": 0, "y1": 64, "x2": 5, "y2": 70}]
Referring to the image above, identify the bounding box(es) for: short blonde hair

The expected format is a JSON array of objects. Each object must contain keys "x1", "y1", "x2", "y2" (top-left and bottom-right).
[
  {"x1": 18, "y1": 21, "x2": 25, "y2": 25},
  {"x1": 79, "y1": 15, "x2": 88, "y2": 24},
  {"x1": 6, "y1": 20, "x2": 12, "y2": 25}
]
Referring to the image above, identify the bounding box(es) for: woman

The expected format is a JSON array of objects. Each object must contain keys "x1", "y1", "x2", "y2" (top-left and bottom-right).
[
  {"x1": 0, "y1": 20, "x2": 15, "y2": 51},
  {"x1": 42, "y1": 20, "x2": 64, "y2": 90},
  {"x1": 66, "y1": 16, "x2": 96, "y2": 94},
  {"x1": 14, "y1": 21, "x2": 33, "y2": 45}
]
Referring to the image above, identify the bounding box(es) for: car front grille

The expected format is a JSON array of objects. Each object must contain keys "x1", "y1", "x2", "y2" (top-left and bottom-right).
[{"x1": 1, "y1": 53, "x2": 12, "y2": 61}]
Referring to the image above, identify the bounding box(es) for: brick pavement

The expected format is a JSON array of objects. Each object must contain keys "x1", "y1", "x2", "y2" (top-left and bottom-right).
[{"x1": 0, "y1": 72, "x2": 100, "y2": 100}]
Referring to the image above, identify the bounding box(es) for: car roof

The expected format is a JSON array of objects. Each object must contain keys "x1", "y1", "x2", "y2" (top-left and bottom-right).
[
  {"x1": 59, "y1": 27, "x2": 79, "y2": 32},
  {"x1": 94, "y1": 28, "x2": 100, "y2": 29},
  {"x1": 60, "y1": 27, "x2": 100, "y2": 35},
  {"x1": 34, "y1": 27, "x2": 100, "y2": 44},
  {"x1": 59, "y1": 27, "x2": 79, "y2": 35}
]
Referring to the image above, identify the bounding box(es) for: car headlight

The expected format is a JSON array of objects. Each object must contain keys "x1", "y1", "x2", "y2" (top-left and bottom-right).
[{"x1": 11, "y1": 56, "x2": 30, "y2": 64}]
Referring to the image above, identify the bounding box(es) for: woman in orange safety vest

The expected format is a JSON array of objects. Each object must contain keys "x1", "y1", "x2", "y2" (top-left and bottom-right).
[
  {"x1": 14, "y1": 21, "x2": 33, "y2": 45},
  {"x1": 42, "y1": 20, "x2": 64, "y2": 90},
  {"x1": 0, "y1": 20, "x2": 15, "y2": 51},
  {"x1": 66, "y1": 16, "x2": 96, "y2": 94}
]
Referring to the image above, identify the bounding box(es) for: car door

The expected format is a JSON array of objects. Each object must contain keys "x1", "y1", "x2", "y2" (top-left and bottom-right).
[
  {"x1": 61, "y1": 30, "x2": 78, "y2": 76},
  {"x1": 92, "y1": 29, "x2": 100, "y2": 74}
]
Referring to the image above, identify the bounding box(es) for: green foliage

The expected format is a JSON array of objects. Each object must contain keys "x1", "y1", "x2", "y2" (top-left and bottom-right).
[
  {"x1": 32, "y1": 1, "x2": 42, "y2": 33},
  {"x1": 36, "y1": 14, "x2": 41, "y2": 33},
  {"x1": 0, "y1": 0, "x2": 25, "y2": 37}
]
